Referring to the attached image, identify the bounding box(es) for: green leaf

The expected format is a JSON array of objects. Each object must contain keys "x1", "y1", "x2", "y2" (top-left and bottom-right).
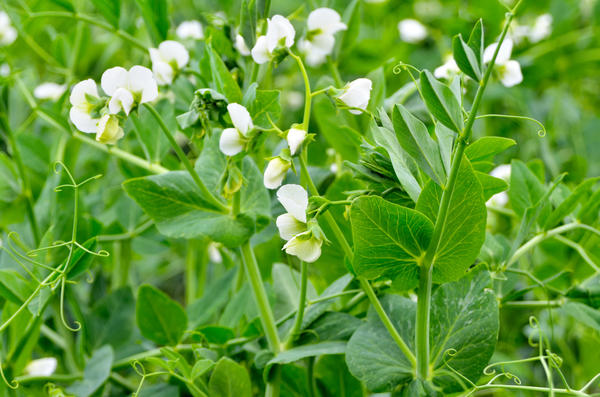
[
  {"x1": 476, "y1": 171, "x2": 508, "y2": 201},
  {"x1": 367, "y1": 67, "x2": 386, "y2": 113},
  {"x1": 208, "y1": 357, "x2": 252, "y2": 397},
  {"x1": 416, "y1": 157, "x2": 487, "y2": 282},
  {"x1": 191, "y1": 359, "x2": 215, "y2": 380},
  {"x1": 267, "y1": 341, "x2": 347, "y2": 373},
  {"x1": 66, "y1": 237, "x2": 98, "y2": 278},
  {"x1": 135, "y1": 0, "x2": 169, "y2": 45},
  {"x1": 544, "y1": 177, "x2": 600, "y2": 229},
  {"x1": 136, "y1": 285, "x2": 188, "y2": 346},
  {"x1": 88, "y1": 287, "x2": 135, "y2": 350},
  {"x1": 562, "y1": 302, "x2": 600, "y2": 331},
  {"x1": 242, "y1": 83, "x2": 281, "y2": 128},
  {"x1": 66, "y1": 346, "x2": 114, "y2": 397},
  {"x1": 346, "y1": 268, "x2": 498, "y2": 393},
  {"x1": 435, "y1": 124, "x2": 455, "y2": 177},
  {"x1": 207, "y1": 44, "x2": 243, "y2": 103},
  {"x1": 302, "y1": 274, "x2": 353, "y2": 329},
  {"x1": 452, "y1": 34, "x2": 482, "y2": 81},
  {"x1": 392, "y1": 104, "x2": 446, "y2": 186},
  {"x1": 91, "y1": 0, "x2": 120, "y2": 28},
  {"x1": 48, "y1": 0, "x2": 75, "y2": 12},
  {"x1": 315, "y1": 355, "x2": 362, "y2": 397},
  {"x1": 188, "y1": 267, "x2": 237, "y2": 328},
  {"x1": 465, "y1": 136, "x2": 516, "y2": 172},
  {"x1": 351, "y1": 196, "x2": 433, "y2": 290},
  {"x1": 336, "y1": 0, "x2": 361, "y2": 57},
  {"x1": 272, "y1": 263, "x2": 317, "y2": 318},
  {"x1": 0, "y1": 270, "x2": 34, "y2": 305},
  {"x1": 467, "y1": 19, "x2": 484, "y2": 66},
  {"x1": 419, "y1": 70, "x2": 464, "y2": 133},
  {"x1": 509, "y1": 159, "x2": 546, "y2": 217},
  {"x1": 0, "y1": 152, "x2": 21, "y2": 203}
]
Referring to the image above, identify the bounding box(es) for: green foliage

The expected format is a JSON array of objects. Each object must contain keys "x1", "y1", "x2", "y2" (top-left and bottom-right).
[{"x1": 136, "y1": 284, "x2": 188, "y2": 346}]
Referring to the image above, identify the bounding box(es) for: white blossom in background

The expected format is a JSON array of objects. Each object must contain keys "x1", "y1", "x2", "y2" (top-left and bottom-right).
[
  {"x1": 276, "y1": 184, "x2": 323, "y2": 262},
  {"x1": 398, "y1": 19, "x2": 427, "y2": 43},
  {"x1": 434, "y1": 55, "x2": 460, "y2": 79},
  {"x1": 96, "y1": 114, "x2": 124, "y2": 144},
  {"x1": 264, "y1": 157, "x2": 291, "y2": 189},
  {"x1": 69, "y1": 79, "x2": 102, "y2": 133},
  {"x1": 25, "y1": 357, "x2": 57, "y2": 377},
  {"x1": 529, "y1": 14, "x2": 552, "y2": 43},
  {"x1": 150, "y1": 41, "x2": 190, "y2": 85},
  {"x1": 176, "y1": 20, "x2": 204, "y2": 40},
  {"x1": 34, "y1": 82, "x2": 67, "y2": 101},
  {"x1": 483, "y1": 38, "x2": 523, "y2": 87},
  {"x1": 235, "y1": 34, "x2": 251, "y2": 56},
  {"x1": 0, "y1": 11, "x2": 17, "y2": 46},
  {"x1": 487, "y1": 164, "x2": 511, "y2": 207},
  {"x1": 208, "y1": 242, "x2": 223, "y2": 263},
  {"x1": 0, "y1": 64, "x2": 9, "y2": 77},
  {"x1": 337, "y1": 78, "x2": 372, "y2": 114},
  {"x1": 251, "y1": 15, "x2": 295, "y2": 64},
  {"x1": 101, "y1": 66, "x2": 158, "y2": 115},
  {"x1": 219, "y1": 103, "x2": 253, "y2": 156},
  {"x1": 287, "y1": 128, "x2": 307, "y2": 155},
  {"x1": 298, "y1": 8, "x2": 347, "y2": 67}
]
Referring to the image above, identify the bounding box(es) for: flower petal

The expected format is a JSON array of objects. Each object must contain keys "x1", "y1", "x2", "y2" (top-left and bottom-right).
[
  {"x1": 227, "y1": 103, "x2": 253, "y2": 135},
  {"x1": 69, "y1": 107, "x2": 99, "y2": 133},
  {"x1": 266, "y1": 15, "x2": 295, "y2": 52},
  {"x1": 483, "y1": 37, "x2": 513, "y2": 65},
  {"x1": 338, "y1": 78, "x2": 372, "y2": 113},
  {"x1": 310, "y1": 33, "x2": 335, "y2": 54},
  {"x1": 158, "y1": 40, "x2": 190, "y2": 69},
  {"x1": 235, "y1": 34, "x2": 251, "y2": 56},
  {"x1": 152, "y1": 61, "x2": 174, "y2": 86},
  {"x1": 128, "y1": 65, "x2": 158, "y2": 103},
  {"x1": 108, "y1": 87, "x2": 134, "y2": 115},
  {"x1": 398, "y1": 19, "x2": 428, "y2": 43},
  {"x1": 176, "y1": 20, "x2": 204, "y2": 40},
  {"x1": 25, "y1": 358, "x2": 57, "y2": 377},
  {"x1": 276, "y1": 213, "x2": 307, "y2": 241},
  {"x1": 34, "y1": 82, "x2": 66, "y2": 101},
  {"x1": 219, "y1": 128, "x2": 244, "y2": 156},
  {"x1": 70, "y1": 79, "x2": 98, "y2": 107},
  {"x1": 287, "y1": 128, "x2": 307, "y2": 155},
  {"x1": 264, "y1": 158, "x2": 290, "y2": 190},
  {"x1": 276, "y1": 184, "x2": 308, "y2": 223},
  {"x1": 283, "y1": 232, "x2": 322, "y2": 263},
  {"x1": 96, "y1": 114, "x2": 124, "y2": 144},
  {"x1": 499, "y1": 60, "x2": 523, "y2": 87},
  {"x1": 101, "y1": 66, "x2": 128, "y2": 96},
  {"x1": 251, "y1": 36, "x2": 271, "y2": 64},
  {"x1": 307, "y1": 8, "x2": 347, "y2": 35}
]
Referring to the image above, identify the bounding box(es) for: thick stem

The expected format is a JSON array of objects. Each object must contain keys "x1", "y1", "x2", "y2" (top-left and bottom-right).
[{"x1": 285, "y1": 261, "x2": 308, "y2": 348}]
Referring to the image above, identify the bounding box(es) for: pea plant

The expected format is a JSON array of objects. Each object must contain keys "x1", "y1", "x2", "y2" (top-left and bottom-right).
[{"x1": 1, "y1": 0, "x2": 599, "y2": 396}]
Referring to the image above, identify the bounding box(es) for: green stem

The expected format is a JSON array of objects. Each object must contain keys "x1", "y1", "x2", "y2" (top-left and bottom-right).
[
  {"x1": 415, "y1": 9, "x2": 518, "y2": 381},
  {"x1": 143, "y1": 104, "x2": 228, "y2": 212},
  {"x1": 185, "y1": 240, "x2": 198, "y2": 305},
  {"x1": 285, "y1": 261, "x2": 308, "y2": 348},
  {"x1": 289, "y1": 51, "x2": 312, "y2": 129},
  {"x1": 502, "y1": 300, "x2": 564, "y2": 309}
]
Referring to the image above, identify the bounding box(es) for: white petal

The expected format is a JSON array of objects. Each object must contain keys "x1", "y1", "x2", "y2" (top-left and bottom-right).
[
  {"x1": 499, "y1": 60, "x2": 523, "y2": 87},
  {"x1": 338, "y1": 78, "x2": 372, "y2": 112},
  {"x1": 266, "y1": 15, "x2": 295, "y2": 52},
  {"x1": 176, "y1": 20, "x2": 204, "y2": 40},
  {"x1": 483, "y1": 37, "x2": 513, "y2": 65},
  {"x1": 96, "y1": 114, "x2": 124, "y2": 144},
  {"x1": 487, "y1": 191, "x2": 509, "y2": 207},
  {"x1": 101, "y1": 66, "x2": 128, "y2": 96},
  {"x1": 310, "y1": 33, "x2": 335, "y2": 54},
  {"x1": 307, "y1": 8, "x2": 347, "y2": 35},
  {"x1": 235, "y1": 34, "x2": 251, "y2": 56},
  {"x1": 283, "y1": 232, "x2": 322, "y2": 263},
  {"x1": 108, "y1": 87, "x2": 134, "y2": 115},
  {"x1": 490, "y1": 164, "x2": 511, "y2": 181},
  {"x1": 128, "y1": 65, "x2": 158, "y2": 103},
  {"x1": 251, "y1": 36, "x2": 271, "y2": 64},
  {"x1": 208, "y1": 243, "x2": 223, "y2": 263},
  {"x1": 276, "y1": 213, "x2": 307, "y2": 241},
  {"x1": 227, "y1": 103, "x2": 253, "y2": 135},
  {"x1": 264, "y1": 158, "x2": 290, "y2": 190},
  {"x1": 434, "y1": 58, "x2": 459, "y2": 79},
  {"x1": 219, "y1": 128, "x2": 244, "y2": 156},
  {"x1": 287, "y1": 128, "x2": 307, "y2": 155},
  {"x1": 70, "y1": 79, "x2": 98, "y2": 107},
  {"x1": 152, "y1": 61, "x2": 175, "y2": 86},
  {"x1": 149, "y1": 48, "x2": 163, "y2": 64},
  {"x1": 277, "y1": 184, "x2": 308, "y2": 223},
  {"x1": 398, "y1": 19, "x2": 427, "y2": 43},
  {"x1": 158, "y1": 40, "x2": 190, "y2": 69},
  {"x1": 25, "y1": 358, "x2": 57, "y2": 377},
  {"x1": 34, "y1": 83, "x2": 66, "y2": 100},
  {"x1": 529, "y1": 14, "x2": 552, "y2": 43},
  {"x1": 69, "y1": 107, "x2": 99, "y2": 133}
]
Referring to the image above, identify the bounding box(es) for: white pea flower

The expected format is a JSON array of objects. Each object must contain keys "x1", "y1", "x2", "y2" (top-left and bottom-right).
[
  {"x1": 219, "y1": 103, "x2": 253, "y2": 156},
  {"x1": 487, "y1": 164, "x2": 511, "y2": 207},
  {"x1": 176, "y1": 20, "x2": 204, "y2": 40},
  {"x1": 483, "y1": 38, "x2": 523, "y2": 87},
  {"x1": 101, "y1": 66, "x2": 158, "y2": 115},
  {"x1": 150, "y1": 41, "x2": 190, "y2": 85},
  {"x1": 529, "y1": 14, "x2": 552, "y2": 43},
  {"x1": 277, "y1": 183, "x2": 308, "y2": 223},
  {"x1": 287, "y1": 128, "x2": 307, "y2": 155},
  {"x1": 264, "y1": 157, "x2": 291, "y2": 189},
  {"x1": 251, "y1": 15, "x2": 295, "y2": 64},
  {"x1": 235, "y1": 34, "x2": 251, "y2": 56},
  {"x1": 69, "y1": 79, "x2": 102, "y2": 133},
  {"x1": 398, "y1": 19, "x2": 427, "y2": 43},
  {"x1": 25, "y1": 357, "x2": 57, "y2": 377},
  {"x1": 283, "y1": 229, "x2": 323, "y2": 263},
  {"x1": 0, "y1": 12, "x2": 17, "y2": 46},
  {"x1": 96, "y1": 114, "x2": 124, "y2": 144},
  {"x1": 434, "y1": 56, "x2": 460, "y2": 79},
  {"x1": 34, "y1": 82, "x2": 66, "y2": 101},
  {"x1": 208, "y1": 242, "x2": 223, "y2": 263},
  {"x1": 298, "y1": 8, "x2": 347, "y2": 67},
  {"x1": 337, "y1": 78, "x2": 372, "y2": 114}
]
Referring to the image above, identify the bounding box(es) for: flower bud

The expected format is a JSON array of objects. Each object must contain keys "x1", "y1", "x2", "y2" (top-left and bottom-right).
[
  {"x1": 282, "y1": 230, "x2": 323, "y2": 263},
  {"x1": 398, "y1": 19, "x2": 427, "y2": 43},
  {"x1": 337, "y1": 78, "x2": 372, "y2": 115},
  {"x1": 286, "y1": 128, "x2": 307, "y2": 155},
  {"x1": 96, "y1": 114, "x2": 124, "y2": 144},
  {"x1": 25, "y1": 357, "x2": 57, "y2": 377},
  {"x1": 264, "y1": 157, "x2": 291, "y2": 189},
  {"x1": 176, "y1": 20, "x2": 204, "y2": 40}
]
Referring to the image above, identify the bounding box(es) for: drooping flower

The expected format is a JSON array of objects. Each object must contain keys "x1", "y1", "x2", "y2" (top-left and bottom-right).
[
  {"x1": 487, "y1": 164, "x2": 511, "y2": 207},
  {"x1": 298, "y1": 8, "x2": 347, "y2": 67},
  {"x1": 337, "y1": 78, "x2": 372, "y2": 114},
  {"x1": 25, "y1": 357, "x2": 57, "y2": 377},
  {"x1": 283, "y1": 228, "x2": 323, "y2": 263},
  {"x1": 483, "y1": 38, "x2": 523, "y2": 87},
  {"x1": 235, "y1": 34, "x2": 251, "y2": 56},
  {"x1": 264, "y1": 157, "x2": 291, "y2": 189},
  {"x1": 0, "y1": 11, "x2": 17, "y2": 46},
  {"x1": 101, "y1": 66, "x2": 158, "y2": 115},
  {"x1": 34, "y1": 82, "x2": 67, "y2": 101},
  {"x1": 69, "y1": 79, "x2": 102, "y2": 133},
  {"x1": 398, "y1": 19, "x2": 427, "y2": 43},
  {"x1": 219, "y1": 103, "x2": 254, "y2": 156},
  {"x1": 287, "y1": 128, "x2": 307, "y2": 155},
  {"x1": 150, "y1": 41, "x2": 190, "y2": 85},
  {"x1": 176, "y1": 20, "x2": 204, "y2": 40},
  {"x1": 251, "y1": 15, "x2": 295, "y2": 64}
]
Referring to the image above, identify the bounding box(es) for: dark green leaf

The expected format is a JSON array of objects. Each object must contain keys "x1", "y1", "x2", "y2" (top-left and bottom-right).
[
  {"x1": 467, "y1": 19, "x2": 484, "y2": 66},
  {"x1": 207, "y1": 45, "x2": 243, "y2": 103},
  {"x1": 419, "y1": 70, "x2": 463, "y2": 133},
  {"x1": 452, "y1": 34, "x2": 481, "y2": 81},
  {"x1": 136, "y1": 284, "x2": 188, "y2": 346},
  {"x1": 209, "y1": 357, "x2": 252, "y2": 397},
  {"x1": 66, "y1": 346, "x2": 114, "y2": 397}
]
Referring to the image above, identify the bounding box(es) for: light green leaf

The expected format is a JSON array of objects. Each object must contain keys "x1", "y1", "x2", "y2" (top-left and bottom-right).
[
  {"x1": 242, "y1": 84, "x2": 281, "y2": 128},
  {"x1": 208, "y1": 357, "x2": 252, "y2": 397},
  {"x1": 267, "y1": 341, "x2": 347, "y2": 369},
  {"x1": 0, "y1": 152, "x2": 21, "y2": 203},
  {"x1": 272, "y1": 263, "x2": 317, "y2": 319},
  {"x1": 135, "y1": 0, "x2": 168, "y2": 45},
  {"x1": 66, "y1": 346, "x2": 114, "y2": 397},
  {"x1": 562, "y1": 302, "x2": 600, "y2": 331},
  {"x1": 467, "y1": 19, "x2": 484, "y2": 66},
  {"x1": 351, "y1": 196, "x2": 433, "y2": 290},
  {"x1": 476, "y1": 171, "x2": 509, "y2": 201},
  {"x1": 207, "y1": 45, "x2": 243, "y2": 103},
  {"x1": 136, "y1": 284, "x2": 188, "y2": 346},
  {"x1": 0, "y1": 270, "x2": 34, "y2": 305},
  {"x1": 419, "y1": 70, "x2": 464, "y2": 133},
  {"x1": 91, "y1": 0, "x2": 120, "y2": 28},
  {"x1": 191, "y1": 359, "x2": 215, "y2": 380},
  {"x1": 465, "y1": 136, "x2": 516, "y2": 172}
]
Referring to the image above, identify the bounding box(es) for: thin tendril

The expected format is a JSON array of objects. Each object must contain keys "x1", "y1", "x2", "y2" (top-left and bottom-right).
[{"x1": 475, "y1": 114, "x2": 547, "y2": 137}]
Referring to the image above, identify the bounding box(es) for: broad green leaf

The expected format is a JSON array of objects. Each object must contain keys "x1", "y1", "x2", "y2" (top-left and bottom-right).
[
  {"x1": 136, "y1": 284, "x2": 188, "y2": 346},
  {"x1": 242, "y1": 83, "x2": 281, "y2": 128},
  {"x1": 416, "y1": 157, "x2": 487, "y2": 282},
  {"x1": 467, "y1": 19, "x2": 484, "y2": 66},
  {"x1": 370, "y1": 117, "x2": 421, "y2": 202},
  {"x1": 135, "y1": 0, "x2": 168, "y2": 45},
  {"x1": 476, "y1": 171, "x2": 509, "y2": 201},
  {"x1": 509, "y1": 159, "x2": 546, "y2": 217},
  {"x1": 88, "y1": 287, "x2": 135, "y2": 350},
  {"x1": 0, "y1": 270, "x2": 34, "y2": 305},
  {"x1": 465, "y1": 136, "x2": 516, "y2": 172},
  {"x1": 91, "y1": 0, "x2": 120, "y2": 28},
  {"x1": 208, "y1": 357, "x2": 252, "y2": 397},
  {"x1": 315, "y1": 355, "x2": 362, "y2": 397},
  {"x1": 188, "y1": 267, "x2": 237, "y2": 328},
  {"x1": 419, "y1": 70, "x2": 463, "y2": 133},
  {"x1": 452, "y1": 34, "x2": 481, "y2": 81},
  {"x1": 351, "y1": 196, "x2": 433, "y2": 290},
  {"x1": 302, "y1": 311, "x2": 362, "y2": 342},
  {"x1": 194, "y1": 325, "x2": 235, "y2": 345},
  {"x1": 346, "y1": 268, "x2": 498, "y2": 393},
  {"x1": 302, "y1": 273, "x2": 353, "y2": 329},
  {"x1": 48, "y1": 0, "x2": 75, "y2": 12},
  {"x1": 191, "y1": 359, "x2": 215, "y2": 380},
  {"x1": 207, "y1": 45, "x2": 243, "y2": 103},
  {"x1": 392, "y1": 104, "x2": 446, "y2": 186},
  {"x1": 544, "y1": 177, "x2": 600, "y2": 229},
  {"x1": 66, "y1": 345, "x2": 114, "y2": 397},
  {"x1": 562, "y1": 302, "x2": 600, "y2": 331}
]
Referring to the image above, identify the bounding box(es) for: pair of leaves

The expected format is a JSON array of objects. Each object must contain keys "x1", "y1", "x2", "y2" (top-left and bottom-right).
[
  {"x1": 346, "y1": 267, "x2": 499, "y2": 393},
  {"x1": 452, "y1": 20, "x2": 484, "y2": 81}
]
